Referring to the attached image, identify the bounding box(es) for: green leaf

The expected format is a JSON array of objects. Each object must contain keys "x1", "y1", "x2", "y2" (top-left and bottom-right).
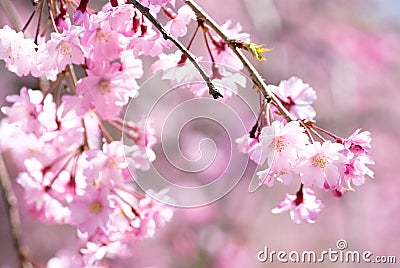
[{"x1": 246, "y1": 43, "x2": 272, "y2": 61}]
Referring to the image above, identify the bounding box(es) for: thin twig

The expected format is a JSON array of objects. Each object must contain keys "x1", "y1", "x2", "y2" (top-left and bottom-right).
[
  {"x1": 308, "y1": 125, "x2": 327, "y2": 142},
  {"x1": 0, "y1": 154, "x2": 33, "y2": 268},
  {"x1": 127, "y1": 0, "x2": 222, "y2": 99},
  {"x1": 185, "y1": 0, "x2": 296, "y2": 121}
]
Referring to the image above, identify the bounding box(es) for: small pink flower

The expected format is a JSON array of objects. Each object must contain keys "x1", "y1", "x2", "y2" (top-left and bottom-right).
[
  {"x1": 37, "y1": 26, "x2": 84, "y2": 73},
  {"x1": 69, "y1": 186, "x2": 113, "y2": 235},
  {"x1": 164, "y1": 5, "x2": 195, "y2": 38},
  {"x1": 80, "y1": 14, "x2": 124, "y2": 62},
  {"x1": 0, "y1": 25, "x2": 38, "y2": 77},
  {"x1": 74, "y1": 9, "x2": 90, "y2": 29},
  {"x1": 1, "y1": 87, "x2": 57, "y2": 137},
  {"x1": 82, "y1": 141, "x2": 128, "y2": 187},
  {"x1": 269, "y1": 77, "x2": 317, "y2": 120},
  {"x1": 133, "y1": 193, "x2": 173, "y2": 238},
  {"x1": 253, "y1": 121, "x2": 309, "y2": 186},
  {"x1": 272, "y1": 188, "x2": 323, "y2": 224},
  {"x1": 295, "y1": 141, "x2": 346, "y2": 189},
  {"x1": 341, "y1": 155, "x2": 374, "y2": 188},
  {"x1": 17, "y1": 158, "x2": 71, "y2": 223},
  {"x1": 343, "y1": 128, "x2": 372, "y2": 157},
  {"x1": 76, "y1": 62, "x2": 139, "y2": 120},
  {"x1": 129, "y1": 28, "x2": 172, "y2": 57},
  {"x1": 80, "y1": 240, "x2": 127, "y2": 266},
  {"x1": 255, "y1": 121, "x2": 309, "y2": 167},
  {"x1": 209, "y1": 20, "x2": 250, "y2": 70}
]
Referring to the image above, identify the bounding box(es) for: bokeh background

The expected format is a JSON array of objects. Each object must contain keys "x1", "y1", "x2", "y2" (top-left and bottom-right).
[{"x1": 1, "y1": 0, "x2": 400, "y2": 267}]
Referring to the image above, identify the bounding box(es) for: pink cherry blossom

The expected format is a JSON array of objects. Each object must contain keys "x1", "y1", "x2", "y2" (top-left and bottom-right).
[
  {"x1": 340, "y1": 155, "x2": 374, "y2": 191},
  {"x1": 80, "y1": 13, "x2": 125, "y2": 62},
  {"x1": 74, "y1": 10, "x2": 90, "y2": 29},
  {"x1": 17, "y1": 158, "x2": 71, "y2": 223},
  {"x1": 272, "y1": 188, "x2": 323, "y2": 224},
  {"x1": 269, "y1": 77, "x2": 317, "y2": 120},
  {"x1": 295, "y1": 141, "x2": 346, "y2": 189},
  {"x1": 80, "y1": 240, "x2": 128, "y2": 266},
  {"x1": 129, "y1": 27, "x2": 172, "y2": 57},
  {"x1": 69, "y1": 186, "x2": 113, "y2": 235},
  {"x1": 209, "y1": 20, "x2": 250, "y2": 70},
  {"x1": 0, "y1": 25, "x2": 39, "y2": 77},
  {"x1": 336, "y1": 129, "x2": 374, "y2": 193},
  {"x1": 255, "y1": 121, "x2": 309, "y2": 167},
  {"x1": 133, "y1": 193, "x2": 174, "y2": 238},
  {"x1": 107, "y1": 4, "x2": 138, "y2": 37},
  {"x1": 76, "y1": 62, "x2": 139, "y2": 120},
  {"x1": 342, "y1": 128, "x2": 372, "y2": 157},
  {"x1": 73, "y1": 0, "x2": 89, "y2": 28},
  {"x1": 253, "y1": 121, "x2": 309, "y2": 186},
  {"x1": 120, "y1": 49, "x2": 144, "y2": 79},
  {"x1": 1, "y1": 87, "x2": 57, "y2": 137},
  {"x1": 82, "y1": 141, "x2": 130, "y2": 187},
  {"x1": 164, "y1": 5, "x2": 196, "y2": 38},
  {"x1": 37, "y1": 26, "x2": 84, "y2": 73}
]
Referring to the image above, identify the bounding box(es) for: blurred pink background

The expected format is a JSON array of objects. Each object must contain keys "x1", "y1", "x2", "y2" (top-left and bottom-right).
[{"x1": 1, "y1": 0, "x2": 400, "y2": 267}]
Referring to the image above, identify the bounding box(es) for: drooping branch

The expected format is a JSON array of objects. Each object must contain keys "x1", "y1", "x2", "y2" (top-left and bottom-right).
[
  {"x1": 185, "y1": 0, "x2": 296, "y2": 122},
  {"x1": 127, "y1": 0, "x2": 223, "y2": 99}
]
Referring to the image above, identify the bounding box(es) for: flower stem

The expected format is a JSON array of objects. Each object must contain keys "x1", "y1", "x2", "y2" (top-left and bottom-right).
[
  {"x1": 127, "y1": 0, "x2": 222, "y2": 99},
  {"x1": 185, "y1": 0, "x2": 296, "y2": 122}
]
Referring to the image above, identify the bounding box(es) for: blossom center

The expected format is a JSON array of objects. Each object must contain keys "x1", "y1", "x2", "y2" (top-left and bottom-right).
[
  {"x1": 98, "y1": 80, "x2": 110, "y2": 93},
  {"x1": 96, "y1": 29, "x2": 109, "y2": 43},
  {"x1": 274, "y1": 137, "x2": 287, "y2": 152},
  {"x1": 312, "y1": 154, "x2": 328, "y2": 168},
  {"x1": 58, "y1": 41, "x2": 73, "y2": 58},
  {"x1": 90, "y1": 201, "x2": 102, "y2": 214}
]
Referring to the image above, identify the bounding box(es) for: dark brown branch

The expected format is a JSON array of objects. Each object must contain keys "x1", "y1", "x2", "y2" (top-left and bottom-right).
[{"x1": 127, "y1": 0, "x2": 222, "y2": 99}]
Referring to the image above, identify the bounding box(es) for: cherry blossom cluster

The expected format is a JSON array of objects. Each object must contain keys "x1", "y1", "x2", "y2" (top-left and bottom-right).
[
  {"x1": 0, "y1": 0, "x2": 189, "y2": 266},
  {"x1": 236, "y1": 77, "x2": 374, "y2": 224},
  {"x1": 0, "y1": 0, "x2": 375, "y2": 266}
]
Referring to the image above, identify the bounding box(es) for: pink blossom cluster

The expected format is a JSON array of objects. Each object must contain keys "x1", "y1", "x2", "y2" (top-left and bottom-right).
[
  {"x1": 0, "y1": 0, "x2": 189, "y2": 266},
  {"x1": 0, "y1": 0, "x2": 376, "y2": 265},
  {"x1": 152, "y1": 17, "x2": 250, "y2": 99},
  {"x1": 0, "y1": 86, "x2": 172, "y2": 265},
  {"x1": 236, "y1": 77, "x2": 374, "y2": 224}
]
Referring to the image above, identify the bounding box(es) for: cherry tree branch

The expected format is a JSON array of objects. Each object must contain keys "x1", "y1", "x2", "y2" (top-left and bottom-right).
[
  {"x1": 0, "y1": 154, "x2": 33, "y2": 268},
  {"x1": 127, "y1": 0, "x2": 223, "y2": 99},
  {"x1": 185, "y1": 0, "x2": 296, "y2": 122}
]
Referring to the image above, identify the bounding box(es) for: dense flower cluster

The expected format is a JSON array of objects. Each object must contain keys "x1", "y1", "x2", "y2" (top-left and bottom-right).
[
  {"x1": 0, "y1": 0, "x2": 375, "y2": 266},
  {"x1": 0, "y1": 0, "x2": 187, "y2": 266},
  {"x1": 236, "y1": 77, "x2": 374, "y2": 224}
]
